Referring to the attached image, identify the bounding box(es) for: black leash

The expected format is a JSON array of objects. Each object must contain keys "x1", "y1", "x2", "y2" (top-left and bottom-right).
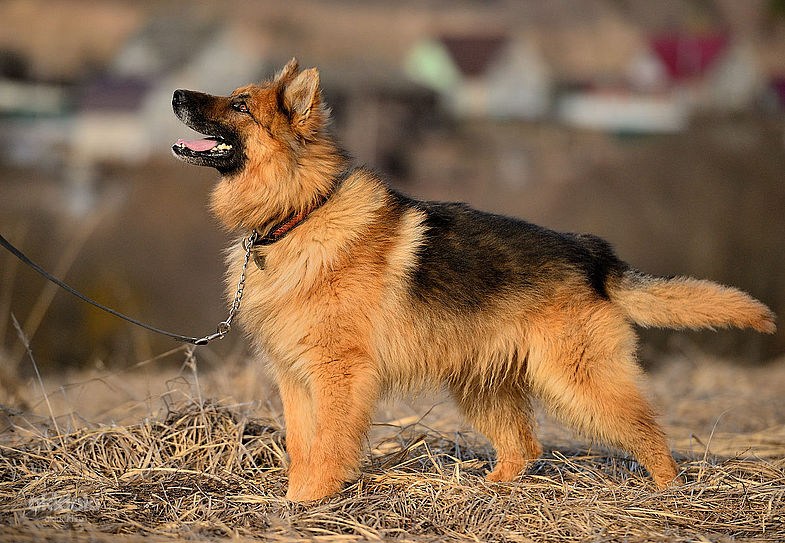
[
  {"x1": 0, "y1": 231, "x2": 256, "y2": 346},
  {"x1": 1, "y1": 167, "x2": 353, "y2": 346}
]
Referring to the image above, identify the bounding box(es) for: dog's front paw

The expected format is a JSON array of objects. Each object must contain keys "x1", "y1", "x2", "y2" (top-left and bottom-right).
[
  {"x1": 486, "y1": 458, "x2": 527, "y2": 482},
  {"x1": 285, "y1": 478, "x2": 343, "y2": 502}
]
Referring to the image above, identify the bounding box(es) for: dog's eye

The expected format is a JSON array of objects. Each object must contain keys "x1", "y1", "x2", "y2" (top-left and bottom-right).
[{"x1": 232, "y1": 101, "x2": 249, "y2": 114}]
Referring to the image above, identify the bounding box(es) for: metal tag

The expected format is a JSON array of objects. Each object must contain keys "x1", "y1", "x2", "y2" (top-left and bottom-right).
[{"x1": 253, "y1": 251, "x2": 266, "y2": 270}]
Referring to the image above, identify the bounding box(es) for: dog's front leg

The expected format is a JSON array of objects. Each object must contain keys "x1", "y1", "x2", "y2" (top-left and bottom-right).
[
  {"x1": 279, "y1": 376, "x2": 316, "y2": 496},
  {"x1": 285, "y1": 353, "x2": 377, "y2": 502}
]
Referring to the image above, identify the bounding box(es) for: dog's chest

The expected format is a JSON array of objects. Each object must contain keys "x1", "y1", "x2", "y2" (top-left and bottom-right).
[
  {"x1": 223, "y1": 241, "x2": 328, "y2": 356},
  {"x1": 228, "y1": 245, "x2": 296, "y2": 309}
]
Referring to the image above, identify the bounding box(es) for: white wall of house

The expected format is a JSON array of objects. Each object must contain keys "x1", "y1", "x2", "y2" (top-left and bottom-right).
[
  {"x1": 706, "y1": 41, "x2": 762, "y2": 111},
  {"x1": 485, "y1": 38, "x2": 551, "y2": 119},
  {"x1": 558, "y1": 92, "x2": 689, "y2": 133}
]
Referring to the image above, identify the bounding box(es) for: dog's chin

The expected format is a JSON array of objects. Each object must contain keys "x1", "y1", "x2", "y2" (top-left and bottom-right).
[{"x1": 171, "y1": 139, "x2": 243, "y2": 174}]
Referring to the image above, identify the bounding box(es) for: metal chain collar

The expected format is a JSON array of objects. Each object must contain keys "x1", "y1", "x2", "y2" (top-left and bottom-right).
[{"x1": 194, "y1": 230, "x2": 258, "y2": 345}]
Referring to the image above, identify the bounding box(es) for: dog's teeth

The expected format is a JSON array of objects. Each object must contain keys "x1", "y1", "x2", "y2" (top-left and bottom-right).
[{"x1": 215, "y1": 143, "x2": 232, "y2": 151}]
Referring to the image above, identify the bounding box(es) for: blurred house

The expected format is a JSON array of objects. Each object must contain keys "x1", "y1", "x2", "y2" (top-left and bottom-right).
[
  {"x1": 72, "y1": 76, "x2": 152, "y2": 164},
  {"x1": 649, "y1": 32, "x2": 762, "y2": 111},
  {"x1": 71, "y1": 18, "x2": 270, "y2": 166},
  {"x1": 0, "y1": 50, "x2": 71, "y2": 168},
  {"x1": 0, "y1": 79, "x2": 68, "y2": 118},
  {"x1": 405, "y1": 35, "x2": 551, "y2": 120},
  {"x1": 48, "y1": 17, "x2": 270, "y2": 216},
  {"x1": 557, "y1": 31, "x2": 762, "y2": 134}
]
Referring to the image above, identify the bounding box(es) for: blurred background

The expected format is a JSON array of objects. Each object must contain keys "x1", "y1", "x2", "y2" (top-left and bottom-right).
[{"x1": 1, "y1": 0, "x2": 784, "y2": 384}]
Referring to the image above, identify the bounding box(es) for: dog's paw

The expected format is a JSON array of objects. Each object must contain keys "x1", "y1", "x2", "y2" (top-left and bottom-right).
[
  {"x1": 285, "y1": 479, "x2": 343, "y2": 502},
  {"x1": 486, "y1": 459, "x2": 526, "y2": 482}
]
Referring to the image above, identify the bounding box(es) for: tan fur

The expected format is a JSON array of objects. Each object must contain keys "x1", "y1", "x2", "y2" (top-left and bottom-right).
[
  {"x1": 610, "y1": 271, "x2": 776, "y2": 333},
  {"x1": 180, "y1": 61, "x2": 776, "y2": 502}
]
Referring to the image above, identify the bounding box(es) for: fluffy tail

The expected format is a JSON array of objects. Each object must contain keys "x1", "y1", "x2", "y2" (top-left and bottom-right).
[{"x1": 609, "y1": 270, "x2": 776, "y2": 333}]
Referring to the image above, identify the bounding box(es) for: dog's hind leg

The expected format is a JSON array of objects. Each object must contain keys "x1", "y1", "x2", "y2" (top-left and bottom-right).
[
  {"x1": 451, "y1": 383, "x2": 542, "y2": 482},
  {"x1": 529, "y1": 304, "x2": 679, "y2": 488}
]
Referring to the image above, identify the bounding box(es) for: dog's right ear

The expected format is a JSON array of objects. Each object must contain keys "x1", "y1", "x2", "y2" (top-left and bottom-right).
[{"x1": 274, "y1": 58, "x2": 300, "y2": 84}]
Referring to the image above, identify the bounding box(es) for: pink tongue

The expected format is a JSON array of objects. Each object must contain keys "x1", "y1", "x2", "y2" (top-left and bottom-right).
[{"x1": 176, "y1": 138, "x2": 218, "y2": 152}]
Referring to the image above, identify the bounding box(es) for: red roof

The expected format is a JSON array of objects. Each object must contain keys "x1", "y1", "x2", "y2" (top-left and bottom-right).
[
  {"x1": 650, "y1": 33, "x2": 729, "y2": 82},
  {"x1": 440, "y1": 35, "x2": 507, "y2": 77}
]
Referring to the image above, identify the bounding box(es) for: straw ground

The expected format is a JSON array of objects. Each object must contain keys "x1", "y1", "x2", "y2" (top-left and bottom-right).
[{"x1": 1, "y1": 345, "x2": 784, "y2": 542}]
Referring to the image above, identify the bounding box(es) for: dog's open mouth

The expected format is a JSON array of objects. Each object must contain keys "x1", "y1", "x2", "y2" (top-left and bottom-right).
[
  {"x1": 172, "y1": 136, "x2": 233, "y2": 158},
  {"x1": 171, "y1": 131, "x2": 242, "y2": 173},
  {"x1": 171, "y1": 130, "x2": 243, "y2": 174}
]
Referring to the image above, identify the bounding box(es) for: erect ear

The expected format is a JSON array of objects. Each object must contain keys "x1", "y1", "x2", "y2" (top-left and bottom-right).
[
  {"x1": 283, "y1": 67, "x2": 321, "y2": 127},
  {"x1": 274, "y1": 57, "x2": 300, "y2": 84}
]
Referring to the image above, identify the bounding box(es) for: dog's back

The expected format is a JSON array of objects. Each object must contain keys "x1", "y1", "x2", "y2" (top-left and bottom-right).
[{"x1": 402, "y1": 193, "x2": 774, "y2": 334}]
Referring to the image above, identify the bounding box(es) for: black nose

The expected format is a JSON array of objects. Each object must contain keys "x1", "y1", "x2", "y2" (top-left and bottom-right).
[{"x1": 172, "y1": 89, "x2": 187, "y2": 107}]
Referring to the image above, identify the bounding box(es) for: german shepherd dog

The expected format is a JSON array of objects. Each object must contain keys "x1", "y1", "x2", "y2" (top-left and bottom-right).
[{"x1": 172, "y1": 59, "x2": 776, "y2": 502}]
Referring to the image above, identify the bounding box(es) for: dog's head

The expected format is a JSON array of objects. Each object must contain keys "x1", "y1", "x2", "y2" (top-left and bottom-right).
[{"x1": 171, "y1": 58, "x2": 327, "y2": 175}]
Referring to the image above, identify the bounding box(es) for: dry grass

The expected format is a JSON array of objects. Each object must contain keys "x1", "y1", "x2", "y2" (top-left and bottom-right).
[{"x1": 1, "y1": 348, "x2": 785, "y2": 542}]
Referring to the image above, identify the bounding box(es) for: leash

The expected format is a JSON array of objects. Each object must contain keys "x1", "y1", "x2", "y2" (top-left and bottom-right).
[
  {"x1": 0, "y1": 230, "x2": 257, "y2": 346},
  {"x1": 1, "y1": 167, "x2": 353, "y2": 346}
]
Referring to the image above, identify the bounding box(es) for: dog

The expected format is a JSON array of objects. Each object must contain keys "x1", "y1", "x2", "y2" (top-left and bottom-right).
[{"x1": 172, "y1": 59, "x2": 776, "y2": 502}]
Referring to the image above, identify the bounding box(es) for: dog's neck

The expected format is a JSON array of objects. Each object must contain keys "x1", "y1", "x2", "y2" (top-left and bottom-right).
[
  {"x1": 209, "y1": 138, "x2": 350, "y2": 233},
  {"x1": 249, "y1": 166, "x2": 353, "y2": 247}
]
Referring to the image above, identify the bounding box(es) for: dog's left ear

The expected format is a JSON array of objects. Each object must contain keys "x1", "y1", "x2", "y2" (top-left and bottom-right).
[
  {"x1": 274, "y1": 57, "x2": 300, "y2": 84},
  {"x1": 283, "y1": 68, "x2": 322, "y2": 136}
]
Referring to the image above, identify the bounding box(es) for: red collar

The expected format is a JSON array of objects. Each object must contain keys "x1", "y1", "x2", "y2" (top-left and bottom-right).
[
  {"x1": 251, "y1": 196, "x2": 326, "y2": 247},
  {"x1": 250, "y1": 167, "x2": 353, "y2": 247}
]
